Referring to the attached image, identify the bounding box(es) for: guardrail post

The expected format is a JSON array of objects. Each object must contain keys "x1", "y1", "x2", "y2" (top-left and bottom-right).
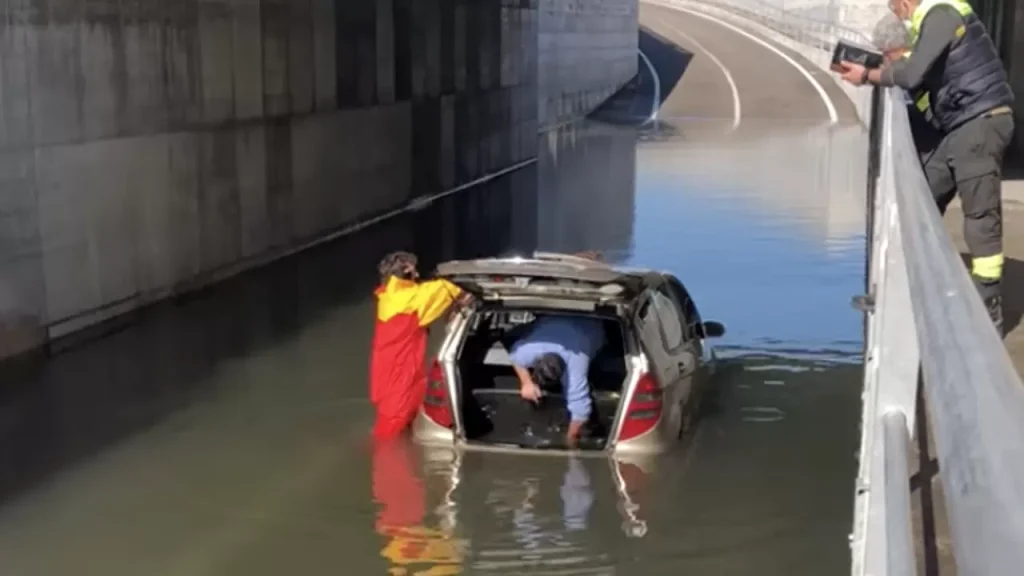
[{"x1": 882, "y1": 410, "x2": 916, "y2": 576}]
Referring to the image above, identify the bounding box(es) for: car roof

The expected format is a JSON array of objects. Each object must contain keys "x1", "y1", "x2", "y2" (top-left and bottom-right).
[
  {"x1": 435, "y1": 251, "x2": 663, "y2": 286},
  {"x1": 434, "y1": 252, "x2": 667, "y2": 303}
]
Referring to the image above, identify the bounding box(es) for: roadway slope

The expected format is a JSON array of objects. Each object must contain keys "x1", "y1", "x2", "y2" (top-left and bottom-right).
[{"x1": 639, "y1": 2, "x2": 860, "y2": 128}]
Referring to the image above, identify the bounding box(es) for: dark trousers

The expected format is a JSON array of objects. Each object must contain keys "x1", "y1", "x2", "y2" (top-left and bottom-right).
[
  {"x1": 922, "y1": 112, "x2": 1015, "y2": 305},
  {"x1": 907, "y1": 104, "x2": 942, "y2": 165}
]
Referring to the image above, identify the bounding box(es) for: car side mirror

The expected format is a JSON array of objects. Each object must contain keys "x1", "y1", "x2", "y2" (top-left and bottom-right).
[{"x1": 702, "y1": 321, "x2": 726, "y2": 338}]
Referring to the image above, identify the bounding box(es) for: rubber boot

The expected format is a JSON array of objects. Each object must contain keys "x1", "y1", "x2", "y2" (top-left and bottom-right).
[
  {"x1": 985, "y1": 295, "x2": 1004, "y2": 338},
  {"x1": 974, "y1": 277, "x2": 1003, "y2": 338}
]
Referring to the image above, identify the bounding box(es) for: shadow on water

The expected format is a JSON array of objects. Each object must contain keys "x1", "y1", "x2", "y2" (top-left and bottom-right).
[
  {"x1": 638, "y1": 26, "x2": 693, "y2": 108},
  {"x1": 590, "y1": 28, "x2": 693, "y2": 128}
]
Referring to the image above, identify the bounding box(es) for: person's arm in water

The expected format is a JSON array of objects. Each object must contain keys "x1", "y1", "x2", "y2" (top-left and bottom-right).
[
  {"x1": 564, "y1": 350, "x2": 593, "y2": 447},
  {"x1": 840, "y1": 7, "x2": 961, "y2": 87}
]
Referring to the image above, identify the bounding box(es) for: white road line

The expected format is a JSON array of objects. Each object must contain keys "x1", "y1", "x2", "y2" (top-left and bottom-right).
[
  {"x1": 664, "y1": 24, "x2": 742, "y2": 130},
  {"x1": 666, "y1": 4, "x2": 839, "y2": 125},
  {"x1": 639, "y1": 49, "x2": 661, "y2": 124}
]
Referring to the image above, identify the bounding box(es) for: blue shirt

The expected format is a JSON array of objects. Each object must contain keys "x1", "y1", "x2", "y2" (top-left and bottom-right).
[{"x1": 508, "y1": 316, "x2": 604, "y2": 423}]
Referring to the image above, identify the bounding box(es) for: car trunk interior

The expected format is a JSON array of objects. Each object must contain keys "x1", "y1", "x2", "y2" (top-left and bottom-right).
[{"x1": 455, "y1": 308, "x2": 629, "y2": 451}]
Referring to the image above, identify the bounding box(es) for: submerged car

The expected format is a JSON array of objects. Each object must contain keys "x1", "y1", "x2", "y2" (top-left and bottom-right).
[{"x1": 412, "y1": 251, "x2": 726, "y2": 455}]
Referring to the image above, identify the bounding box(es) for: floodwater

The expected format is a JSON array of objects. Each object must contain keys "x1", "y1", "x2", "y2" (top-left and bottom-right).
[{"x1": 0, "y1": 118, "x2": 866, "y2": 575}]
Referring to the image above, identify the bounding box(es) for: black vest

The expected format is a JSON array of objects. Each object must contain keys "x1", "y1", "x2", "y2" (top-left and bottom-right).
[{"x1": 923, "y1": 10, "x2": 1013, "y2": 132}]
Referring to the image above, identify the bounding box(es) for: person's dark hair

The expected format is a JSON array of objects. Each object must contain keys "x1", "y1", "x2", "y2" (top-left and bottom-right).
[
  {"x1": 531, "y1": 353, "x2": 565, "y2": 387},
  {"x1": 378, "y1": 251, "x2": 418, "y2": 283}
]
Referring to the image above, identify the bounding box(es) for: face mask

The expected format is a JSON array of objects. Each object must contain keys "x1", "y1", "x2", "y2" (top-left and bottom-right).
[{"x1": 902, "y1": 18, "x2": 913, "y2": 31}]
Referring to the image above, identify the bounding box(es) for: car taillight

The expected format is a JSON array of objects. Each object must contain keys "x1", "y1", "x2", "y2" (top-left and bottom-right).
[
  {"x1": 618, "y1": 372, "x2": 662, "y2": 441},
  {"x1": 422, "y1": 360, "x2": 453, "y2": 428}
]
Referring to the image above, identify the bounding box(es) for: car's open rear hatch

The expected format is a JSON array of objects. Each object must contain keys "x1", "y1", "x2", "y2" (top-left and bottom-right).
[
  {"x1": 454, "y1": 304, "x2": 632, "y2": 452},
  {"x1": 435, "y1": 252, "x2": 644, "y2": 303}
]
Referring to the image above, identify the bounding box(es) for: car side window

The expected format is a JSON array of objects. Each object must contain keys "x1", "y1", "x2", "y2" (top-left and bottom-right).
[
  {"x1": 636, "y1": 296, "x2": 659, "y2": 333},
  {"x1": 636, "y1": 294, "x2": 666, "y2": 351},
  {"x1": 666, "y1": 277, "x2": 703, "y2": 340},
  {"x1": 651, "y1": 289, "x2": 685, "y2": 351}
]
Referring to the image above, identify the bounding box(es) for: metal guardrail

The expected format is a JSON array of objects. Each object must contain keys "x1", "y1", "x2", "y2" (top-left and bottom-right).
[
  {"x1": 872, "y1": 90, "x2": 1024, "y2": 575},
  {"x1": 642, "y1": 1, "x2": 1024, "y2": 574}
]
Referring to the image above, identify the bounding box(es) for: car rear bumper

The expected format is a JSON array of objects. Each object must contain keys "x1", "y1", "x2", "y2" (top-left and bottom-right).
[
  {"x1": 411, "y1": 410, "x2": 456, "y2": 445},
  {"x1": 412, "y1": 416, "x2": 669, "y2": 463}
]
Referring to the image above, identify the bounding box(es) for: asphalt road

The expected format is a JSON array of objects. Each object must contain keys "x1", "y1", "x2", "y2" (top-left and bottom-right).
[{"x1": 639, "y1": 2, "x2": 859, "y2": 129}]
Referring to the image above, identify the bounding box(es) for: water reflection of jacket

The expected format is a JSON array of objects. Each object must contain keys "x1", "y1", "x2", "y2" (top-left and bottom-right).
[
  {"x1": 373, "y1": 440, "x2": 469, "y2": 571},
  {"x1": 372, "y1": 439, "x2": 426, "y2": 531},
  {"x1": 559, "y1": 458, "x2": 595, "y2": 531}
]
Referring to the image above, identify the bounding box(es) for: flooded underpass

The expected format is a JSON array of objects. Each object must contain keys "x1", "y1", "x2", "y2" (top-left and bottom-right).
[
  {"x1": 0, "y1": 116, "x2": 865, "y2": 575},
  {"x1": 0, "y1": 5, "x2": 876, "y2": 572}
]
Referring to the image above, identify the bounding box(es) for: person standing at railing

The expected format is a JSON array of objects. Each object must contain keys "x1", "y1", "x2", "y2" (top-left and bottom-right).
[
  {"x1": 870, "y1": 12, "x2": 943, "y2": 163},
  {"x1": 838, "y1": 0, "x2": 1015, "y2": 335}
]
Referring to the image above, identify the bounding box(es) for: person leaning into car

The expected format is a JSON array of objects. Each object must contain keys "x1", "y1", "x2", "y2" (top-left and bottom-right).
[
  {"x1": 508, "y1": 315, "x2": 606, "y2": 448},
  {"x1": 838, "y1": 0, "x2": 1015, "y2": 335}
]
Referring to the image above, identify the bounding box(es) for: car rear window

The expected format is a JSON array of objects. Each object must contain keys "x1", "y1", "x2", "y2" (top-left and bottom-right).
[{"x1": 461, "y1": 307, "x2": 625, "y2": 367}]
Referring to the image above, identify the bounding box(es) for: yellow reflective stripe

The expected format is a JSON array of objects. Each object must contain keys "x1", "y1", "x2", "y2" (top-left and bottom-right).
[
  {"x1": 915, "y1": 91, "x2": 930, "y2": 111},
  {"x1": 901, "y1": 52, "x2": 931, "y2": 111},
  {"x1": 909, "y1": 0, "x2": 973, "y2": 43},
  {"x1": 375, "y1": 276, "x2": 461, "y2": 325},
  {"x1": 412, "y1": 279, "x2": 462, "y2": 327},
  {"x1": 972, "y1": 253, "x2": 1004, "y2": 280}
]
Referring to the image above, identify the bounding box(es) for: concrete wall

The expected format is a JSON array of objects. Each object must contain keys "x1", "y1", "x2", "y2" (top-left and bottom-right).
[
  {"x1": 538, "y1": 0, "x2": 639, "y2": 129},
  {"x1": 0, "y1": 0, "x2": 539, "y2": 358}
]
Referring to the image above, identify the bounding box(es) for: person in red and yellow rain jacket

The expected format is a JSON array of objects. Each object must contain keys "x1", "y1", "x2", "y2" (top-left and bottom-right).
[{"x1": 370, "y1": 251, "x2": 469, "y2": 440}]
